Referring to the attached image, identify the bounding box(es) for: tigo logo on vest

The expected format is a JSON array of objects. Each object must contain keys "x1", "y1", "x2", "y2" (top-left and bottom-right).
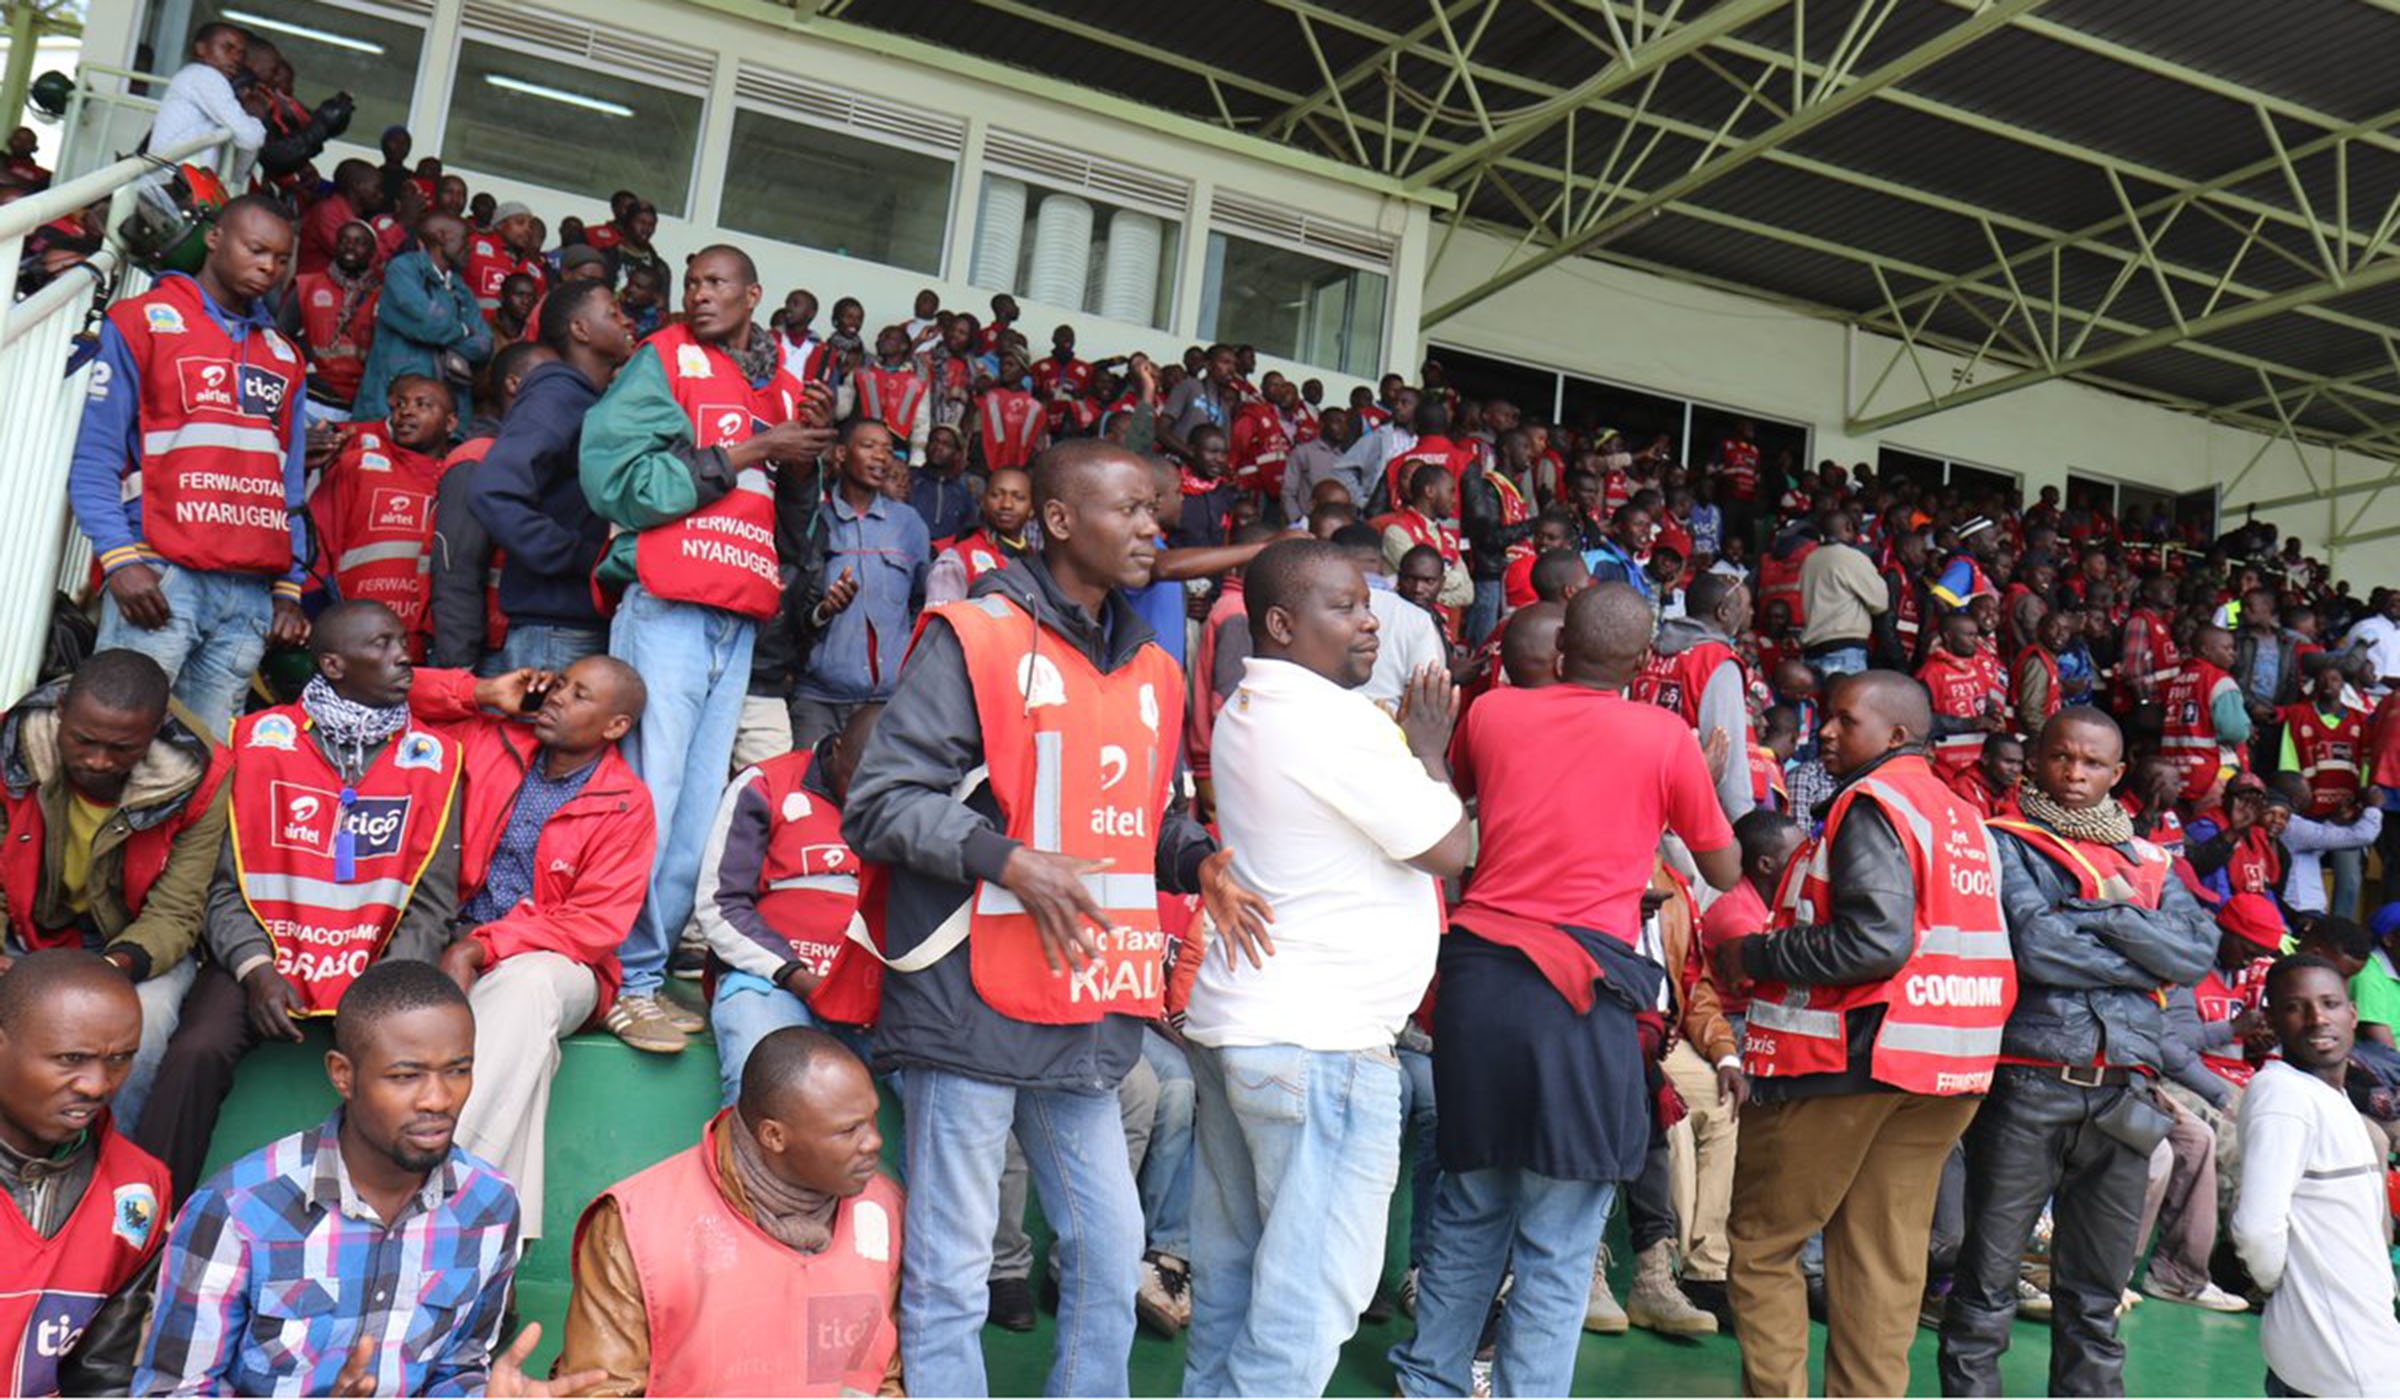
[{"x1": 270, "y1": 782, "x2": 413, "y2": 857}]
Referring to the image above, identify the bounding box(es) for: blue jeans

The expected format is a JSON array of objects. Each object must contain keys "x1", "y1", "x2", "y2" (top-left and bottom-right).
[
  {"x1": 1185, "y1": 1042, "x2": 1403, "y2": 1397},
  {"x1": 1465, "y1": 578, "x2": 1503, "y2": 650},
  {"x1": 1399, "y1": 1045, "x2": 1440, "y2": 1267},
  {"x1": 497, "y1": 620, "x2": 609, "y2": 675},
  {"x1": 708, "y1": 970, "x2": 869, "y2": 1105},
  {"x1": 1140, "y1": 1028, "x2": 1194, "y2": 1260},
  {"x1": 1390, "y1": 1168, "x2": 1619, "y2": 1397},
  {"x1": 95, "y1": 563, "x2": 269, "y2": 741},
  {"x1": 2328, "y1": 846, "x2": 2364, "y2": 918},
  {"x1": 1808, "y1": 643, "x2": 1869, "y2": 681},
  {"x1": 895, "y1": 1066, "x2": 1141, "y2": 1398},
  {"x1": 609, "y1": 585, "x2": 753, "y2": 996}
]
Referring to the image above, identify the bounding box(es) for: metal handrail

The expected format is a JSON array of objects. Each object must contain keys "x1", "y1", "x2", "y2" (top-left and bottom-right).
[{"x1": 0, "y1": 128, "x2": 230, "y2": 241}]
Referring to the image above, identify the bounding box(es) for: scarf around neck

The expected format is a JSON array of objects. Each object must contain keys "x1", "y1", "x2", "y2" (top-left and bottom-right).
[
  {"x1": 2018, "y1": 786, "x2": 2134, "y2": 846},
  {"x1": 299, "y1": 675, "x2": 409, "y2": 777},
  {"x1": 724, "y1": 1109, "x2": 839, "y2": 1254}
]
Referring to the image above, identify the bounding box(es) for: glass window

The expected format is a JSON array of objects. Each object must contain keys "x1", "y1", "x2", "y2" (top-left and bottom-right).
[
  {"x1": 143, "y1": 0, "x2": 422, "y2": 139},
  {"x1": 444, "y1": 40, "x2": 702, "y2": 216},
  {"x1": 1201, "y1": 232, "x2": 1387, "y2": 377},
  {"x1": 721, "y1": 110, "x2": 951, "y2": 274},
  {"x1": 970, "y1": 178, "x2": 1179, "y2": 330}
]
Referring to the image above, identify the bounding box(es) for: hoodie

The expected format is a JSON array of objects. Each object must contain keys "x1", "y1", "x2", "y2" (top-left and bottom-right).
[
  {"x1": 1651, "y1": 615, "x2": 1755, "y2": 820},
  {"x1": 470, "y1": 360, "x2": 612, "y2": 631}
]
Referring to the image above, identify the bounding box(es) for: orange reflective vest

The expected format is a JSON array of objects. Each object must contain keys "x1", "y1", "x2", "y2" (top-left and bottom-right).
[
  {"x1": 632, "y1": 324, "x2": 798, "y2": 619},
  {"x1": 1743, "y1": 755, "x2": 2015, "y2": 1094},
  {"x1": 593, "y1": 1110, "x2": 900, "y2": 1397},
  {"x1": 227, "y1": 705, "x2": 459, "y2": 1013}
]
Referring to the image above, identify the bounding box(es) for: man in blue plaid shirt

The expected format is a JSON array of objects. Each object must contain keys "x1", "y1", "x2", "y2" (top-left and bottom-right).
[{"x1": 134, "y1": 961, "x2": 585, "y2": 1398}]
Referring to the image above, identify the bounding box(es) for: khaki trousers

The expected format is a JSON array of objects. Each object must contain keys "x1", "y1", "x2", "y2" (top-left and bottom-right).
[
  {"x1": 1664, "y1": 1039, "x2": 1738, "y2": 1281},
  {"x1": 1729, "y1": 1091, "x2": 1982, "y2": 1397},
  {"x1": 454, "y1": 950, "x2": 599, "y2": 1237}
]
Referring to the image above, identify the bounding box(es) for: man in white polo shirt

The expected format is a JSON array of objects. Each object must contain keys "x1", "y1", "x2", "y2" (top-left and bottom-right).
[{"x1": 1184, "y1": 537, "x2": 1471, "y2": 1397}]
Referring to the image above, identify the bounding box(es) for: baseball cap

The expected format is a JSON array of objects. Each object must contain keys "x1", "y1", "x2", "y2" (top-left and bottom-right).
[{"x1": 2216, "y1": 891, "x2": 2286, "y2": 953}]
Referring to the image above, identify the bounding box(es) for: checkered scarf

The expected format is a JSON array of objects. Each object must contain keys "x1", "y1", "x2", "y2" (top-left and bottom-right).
[{"x1": 300, "y1": 675, "x2": 409, "y2": 777}]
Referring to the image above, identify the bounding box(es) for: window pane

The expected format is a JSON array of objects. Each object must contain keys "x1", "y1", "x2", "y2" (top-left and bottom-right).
[
  {"x1": 721, "y1": 110, "x2": 950, "y2": 274},
  {"x1": 970, "y1": 177, "x2": 1179, "y2": 329},
  {"x1": 146, "y1": 0, "x2": 421, "y2": 139},
  {"x1": 1201, "y1": 232, "x2": 1386, "y2": 377},
  {"x1": 445, "y1": 40, "x2": 701, "y2": 216}
]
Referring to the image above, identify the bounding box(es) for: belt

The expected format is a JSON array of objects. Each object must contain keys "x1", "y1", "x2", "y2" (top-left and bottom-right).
[{"x1": 2005, "y1": 1061, "x2": 2153, "y2": 1088}]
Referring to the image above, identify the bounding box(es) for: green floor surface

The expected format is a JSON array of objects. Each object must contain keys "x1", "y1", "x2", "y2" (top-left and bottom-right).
[{"x1": 205, "y1": 1026, "x2": 2265, "y2": 1396}]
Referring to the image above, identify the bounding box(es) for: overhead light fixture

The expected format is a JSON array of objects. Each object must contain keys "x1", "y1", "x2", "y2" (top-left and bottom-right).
[
  {"x1": 221, "y1": 9, "x2": 384, "y2": 54},
  {"x1": 484, "y1": 73, "x2": 633, "y2": 117}
]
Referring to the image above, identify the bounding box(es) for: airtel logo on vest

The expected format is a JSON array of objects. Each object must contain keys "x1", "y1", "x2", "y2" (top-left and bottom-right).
[{"x1": 269, "y1": 782, "x2": 413, "y2": 857}]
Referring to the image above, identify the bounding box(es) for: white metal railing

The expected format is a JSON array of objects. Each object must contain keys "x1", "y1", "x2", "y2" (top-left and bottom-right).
[
  {"x1": 0, "y1": 128, "x2": 230, "y2": 710},
  {"x1": 55, "y1": 64, "x2": 172, "y2": 184}
]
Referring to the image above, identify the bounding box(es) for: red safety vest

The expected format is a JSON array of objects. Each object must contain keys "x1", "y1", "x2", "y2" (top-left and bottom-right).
[
  {"x1": 106, "y1": 275, "x2": 300, "y2": 574},
  {"x1": 312, "y1": 425, "x2": 447, "y2": 649},
  {"x1": 290, "y1": 269, "x2": 378, "y2": 406},
  {"x1": 1758, "y1": 542, "x2": 1814, "y2": 627},
  {"x1": 1743, "y1": 755, "x2": 2015, "y2": 1094},
  {"x1": 2014, "y1": 643, "x2": 2063, "y2": 725},
  {"x1": 949, "y1": 530, "x2": 1015, "y2": 586},
  {"x1": 442, "y1": 437, "x2": 509, "y2": 652},
  {"x1": 1749, "y1": 744, "x2": 1787, "y2": 809},
  {"x1": 1185, "y1": 580, "x2": 1244, "y2": 779},
  {"x1": 0, "y1": 737, "x2": 231, "y2": 952},
  {"x1": 2194, "y1": 960, "x2": 2270, "y2": 1085},
  {"x1": 592, "y1": 1110, "x2": 900, "y2": 1398},
  {"x1": 1228, "y1": 401, "x2": 1291, "y2": 499},
  {"x1": 1717, "y1": 438, "x2": 1759, "y2": 500},
  {"x1": 227, "y1": 705, "x2": 460, "y2": 1013},
  {"x1": 2281, "y1": 702, "x2": 2364, "y2": 815},
  {"x1": 1381, "y1": 436, "x2": 1476, "y2": 512},
  {"x1": 1886, "y1": 565, "x2": 1923, "y2": 653},
  {"x1": 1629, "y1": 637, "x2": 1743, "y2": 728},
  {"x1": 750, "y1": 751, "x2": 862, "y2": 984},
  {"x1": 1488, "y1": 471, "x2": 1534, "y2": 564},
  {"x1": 0, "y1": 1123, "x2": 169, "y2": 1398},
  {"x1": 1944, "y1": 763, "x2": 2021, "y2": 822},
  {"x1": 1990, "y1": 818, "x2": 2172, "y2": 910},
  {"x1": 855, "y1": 365, "x2": 928, "y2": 441},
  {"x1": 2223, "y1": 825, "x2": 2282, "y2": 896},
  {"x1": 2117, "y1": 608, "x2": 2182, "y2": 708},
  {"x1": 464, "y1": 232, "x2": 543, "y2": 318},
  {"x1": 1918, "y1": 649, "x2": 2006, "y2": 778},
  {"x1": 632, "y1": 324, "x2": 798, "y2": 619},
  {"x1": 976, "y1": 387, "x2": 1045, "y2": 472},
  {"x1": 2161, "y1": 658, "x2": 2240, "y2": 800}
]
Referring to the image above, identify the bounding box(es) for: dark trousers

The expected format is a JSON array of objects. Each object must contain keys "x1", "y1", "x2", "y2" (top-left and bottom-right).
[
  {"x1": 1628, "y1": 1137, "x2": 1676, "y2": 1255},
  {"x1": 134, "y1": 964, "x2": 268, "y2": 1204},
  {"x1": 1936, "y1": 1070, "x2": 2152, "y2": 1398}
]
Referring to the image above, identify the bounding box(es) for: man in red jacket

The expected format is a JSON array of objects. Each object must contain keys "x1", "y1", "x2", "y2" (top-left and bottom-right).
[{"x1": 414, "y1": 657, "x2": 654, "y2": 1236}]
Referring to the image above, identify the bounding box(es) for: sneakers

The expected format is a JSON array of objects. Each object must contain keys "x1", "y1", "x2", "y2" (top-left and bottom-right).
[
  {"x1": 2141, "y1": 1278, "x2": 2249, "y2": 1313},
  {"x1": 2117, "y1": 1287, "x2": 2141, "y2": 1316},
  {"x1": 1136, "y1": 1251, "x2": 1191, "y2": 1337},
  {"x1": 1584, "y1": 1247, "x2": 1628, "y2": 1333},
  {"x1": 1625, "y1": 1241, "x2": 1718, "y2": 1335},
  {"x1": 1399, "y1": 1265, "x2": 1420, "y2": 1319},
  {"x1": 987, "y1": 1276, "x2": 1035, "y2": 1333},
  {"x1": 1469, "y1": 1356, "x2": 1494, "y2": 1398},
  {"x1": 656, "y1": 993, "x2": 706, "y2": 1035},
  {"x1": 2015, "y1": 1276, "x2": 2054, "y2": 1320},
  {"x1": 605, "y1": 992, "x2": 690, "y2": 1054}
]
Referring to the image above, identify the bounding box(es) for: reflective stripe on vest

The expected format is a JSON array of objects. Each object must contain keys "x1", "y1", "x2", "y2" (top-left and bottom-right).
[
  {"x1": 768, "y1": 873, "x2": 859, "y2": 895},
  {"x1": 238, "y1": 870, "x2": 416, "y2": 909},
  {"x1": 629, "y1": 326, "x2": 796, "y2": 618},
  {"x1": 336, "y1": 539, "x2": 431, "y2": 570},
  {"x1": 140, "y1": 422, "x2": 285, "y2": 458}
]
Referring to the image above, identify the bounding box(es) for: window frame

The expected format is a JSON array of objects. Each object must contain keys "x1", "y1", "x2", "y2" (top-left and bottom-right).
[
  {"x1": 717, "y1": 99, "x2": 962, "y2": 277},
  {"x1": 441, "y1": 25, "x2": 711, "y2": 217},
  {"x1": 1198, "y1": 224, "x2": 1394, "y2": 377}
]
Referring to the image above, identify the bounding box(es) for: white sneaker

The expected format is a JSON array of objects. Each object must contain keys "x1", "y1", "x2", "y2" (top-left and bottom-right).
[
  {"x1": 1469, "y1": 1357, "x2": 1494, "y2": 1398},
  {"x1": 2014, "y1": 1276, "x2": 2053, "y2": 1320},
  {"x1": 2141, "y1": 1277, "x2": 2248, "y2": 1312}
]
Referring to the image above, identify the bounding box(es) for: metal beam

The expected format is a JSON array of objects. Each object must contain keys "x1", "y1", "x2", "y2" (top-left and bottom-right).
[
  {"x1": 1851, "y1": 253, "x2": 2400, "y2": 433},
  {"x1": 1403, "y1": 0, "x2": 1791, "y2": 188},
  {"x1": 1422, "y1": 0, "x2": 2052, "y2": 326}
]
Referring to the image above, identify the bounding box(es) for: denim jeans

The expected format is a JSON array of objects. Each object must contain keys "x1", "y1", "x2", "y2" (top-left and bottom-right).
[
  {"x1": 2327, "y1": 846, "x2": 2364, "y2": 919},
  {"x1": 496, "y1": 621, "x2": 610, "y2": 675},
  {"x1": 95, "y1": 563, "x2": 270, "y2": 742},
  {"x1": 1808, "y1": 643, "x2": 1869, "y2": 681},
  {"x1": 894, "y1": 1066, "x2": 1141, "y2": 1398},
  {"x1": 610, "y1": 585, "x2": 753, "y2": 996},
  {"x1": 1184, "y1": 1042, "x2": 1403, "y2": 1397},
  {"x1": 708, "y1": 970, "x2": 870, "y2": 1105},
  {"x1": 1140, "y1": 1028, "x2": 1195, "y2": 1260},
  {"x1": 1390, "y1": 1168, "x2": 1619, "y2": 1397},
  {"x1": 1399, "y1": 1044, "x2": 1441, "y2": 1267},
  {"x1": 1465, "y1": 578, "x2": 1503, "y2": 651}
]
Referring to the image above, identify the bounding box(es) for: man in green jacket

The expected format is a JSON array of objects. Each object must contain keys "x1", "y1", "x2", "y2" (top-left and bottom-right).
[
  {"x1": 0, "y1": 650, "x2": 229, "y2": 1125},
  {"x1": 578, "y1": 244, "x2": 833, "y2": 1052}
]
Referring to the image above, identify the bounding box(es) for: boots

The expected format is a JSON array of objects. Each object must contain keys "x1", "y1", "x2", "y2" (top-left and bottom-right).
[
  {"x1": 1584, "y1": 1245, "x2": 1628, "y2": 1333},
  {"x1": 1625, "y1": 1240, "x2": 1719, "y2": 1335}
]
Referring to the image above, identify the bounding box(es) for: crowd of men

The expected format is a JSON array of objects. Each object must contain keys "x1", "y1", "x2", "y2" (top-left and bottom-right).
[{"x1": 8, "y1": 16, "x2": 2400, "y2": 1399}]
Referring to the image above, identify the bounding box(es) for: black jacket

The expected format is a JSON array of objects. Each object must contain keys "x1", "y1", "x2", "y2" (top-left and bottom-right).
[
  {"x1": 1992, "y1": 818, "x2": 2215, "y2": 1069},
  {"x1": 1459, "y1": 461, "x2": 1536, "y2": 582},
  {"x1": 841, "y1": 554, "x2": 1215, "y2": 1089},
  {"x1": 469, "y1": 362, "x2": 610, "y2": 631},
  {"x1": 1739, "y1": 748, "x2": 1921, "y2": 1102},
  {"x1": 428, "y1": 415, "x2": 499, "y2": 669}
]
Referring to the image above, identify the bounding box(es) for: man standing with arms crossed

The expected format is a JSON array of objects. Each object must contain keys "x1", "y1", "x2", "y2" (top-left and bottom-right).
[
  {"x1": 837, "y1": 439, "x2": 1269, "y2": 1397},
  {"x1": 1716, "y1": 670, "x2": 2016, "y2": 1398},
  {"x1": 1188, "y1": 539, "x2": 1468, "y2": 1394},
  {"x1": 579, "y1": 245, "x2": 832, "y2": 1053}
]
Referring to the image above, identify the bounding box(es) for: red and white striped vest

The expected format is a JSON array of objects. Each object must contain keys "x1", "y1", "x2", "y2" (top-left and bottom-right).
[{"x1": 631, "y1": 324, "x2": 798, "y2": 619}]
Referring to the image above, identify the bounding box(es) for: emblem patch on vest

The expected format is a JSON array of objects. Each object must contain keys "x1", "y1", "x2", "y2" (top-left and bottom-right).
[
  {"x1": 677, "y1": 344, "x2": 712, "y2": 379},
  {"x1": 1015, "y1": 653, "x2": 1067, "y2": 709},
  {"x1": 1137, "y1": 683, "x2": 1159, "y2": 735},
  {"x1": 145, "y1": 303, "x2": 186, "y2": 334},
  {"x1": 247, "y1": 715, "x2": 297, "y2": 751},
  {"x1": 394, "y1": 733, "x2": 445, "y2": 772},
  {"x1": 111, "y1": 1182, "x2": 159, "y2": 1249},
  {"x1": 782, "y1": 791, "x2": 813, "y2": 821},
  {"x1": 852, "y1": 1198, "x2": 889, "y2": 1261}
]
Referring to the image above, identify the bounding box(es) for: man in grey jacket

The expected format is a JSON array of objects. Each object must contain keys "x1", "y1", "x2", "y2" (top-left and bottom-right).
[
  {"x1": 1937, "y1": 707, "x2": 2215, "y2": 1396},
  {"x1": 1647, "y1": 571, "x2": 1755, "y2": 820}
]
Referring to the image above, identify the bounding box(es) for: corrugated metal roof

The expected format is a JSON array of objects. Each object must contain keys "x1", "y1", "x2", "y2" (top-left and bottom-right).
[{"x1": 820, "y1": 0, "x2": 2400, "y2": 452}]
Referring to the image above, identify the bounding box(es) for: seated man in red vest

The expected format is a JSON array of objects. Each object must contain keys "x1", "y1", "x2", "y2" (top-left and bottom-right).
[
  {"x1": 0, "y1": 950, "x2": 170, "y2": 1397},
  {"x1": 0, "y1": 651, "x2": 228, "y2": 1131},
  {"x1": 558, "y1": 1026, "x2": 900, "y2": 1395},
  {"x1": 134, "y1": 600, "x2": 462, "y2": 1202},
  {"x1": 311, "y1": 373, "x2": 457, "y2": 655},
  {"x1": 408, "y1": 656, "x2": 653, "y2": 1237},
  {"x1": 974, "y1": 349, "x2": 1047, "y2": 476},
  {"x1": 1713, "y1": 671, "x2": 2010, "y2": 1398},
  {"x1": 1938, "y1": 707, "x2": 2215, "y2": 1395},
  {"x1": 1945, "y1": 730, "x2": 2025, "y2": 820},
  {"x1": 925, "y1": 466, "x2": 1032, "y2": 607},
  {"x1": 697, "y1": 702, "x2": 881, "y2": 1106}
]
